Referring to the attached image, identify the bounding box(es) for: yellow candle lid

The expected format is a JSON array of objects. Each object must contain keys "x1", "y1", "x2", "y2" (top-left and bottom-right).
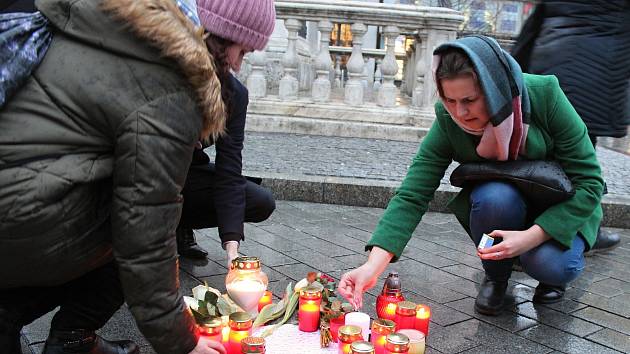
[
  {"x1": 371, "y1": 319, "x2": 396, "y2": 334},
  {"x1": 395, "y1": 301, "x2": 417, "y2": 316},
  {"x1": 229, "y1": 312, "x2": 253, "y2": 330},
  {"x1": 351, "y1": 340, "x2": 375, "y2": 353},
  {"x1": 300, "y1": 284, "x2": 322, "y2": 298},
  {"x1": 386, "y1": 332, "x2": 410, "y2": 346},
  {"x1": 200, "y1": 316, "x2": 222, "y2": 328}
]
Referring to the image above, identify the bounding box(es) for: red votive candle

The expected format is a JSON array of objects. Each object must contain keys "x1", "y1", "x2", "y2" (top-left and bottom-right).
[
  {"x1": 330, "y1": 313, "x2": 346, "y2": 343},
  {"x1": 338, "y1": 325, "x2": 363, "y2": 354},
  {"x1": 376, "y1": 272, "x2": 405, "y2": 321},
  {"x1": 384, "y1": 333, "x2": 410, "y2": 354},
  {"x1": 298, "y1": 285, "x2": 322, "y2": 332},
  {"x1": 370, "y1": 319, "x2": 396, "y2": 354},
  {"x1": 258, "y1": 290, "x2": 273, "y2": 312},
  {"x1": 227, "y1": 312, "x2": 252, "y2": 354},
  {"x1": 414, "y1": 304, "x2": 431, "y2": 337},
  {"x1": 198, "y1": 316, "x2": 223, "y2": 344},
  {"x1": 394, "y1": 301, "x2": 416, "y2": 330}
]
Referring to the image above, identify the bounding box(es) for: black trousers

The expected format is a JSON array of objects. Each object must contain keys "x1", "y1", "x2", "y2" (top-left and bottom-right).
[
  {"x1": 178, "y1": 163, "x2": 275, "y2": 231},
  {"x1": 0, "y1": 262, "x2": 124, "y2": 353}
]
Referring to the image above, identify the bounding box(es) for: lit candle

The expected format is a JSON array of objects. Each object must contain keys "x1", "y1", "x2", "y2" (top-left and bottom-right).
[
  {"x1": 330, "y1": 313, "x2": 346, "y2": 343},
  {"x1": 198, "y1": 316, "x2": 223, "y2": 343},
  {"x1": 370, "y1": 319, "x2": 396, "y2": 354},
  {"x1": 394, "y1": 301, "x2": 416, "y2": 330},
  {"x1": 226, "y1": 257, "x2": 268, "y2": 316},
  {"x1": 413, "y1": 304, "x2": 430, "y2": 337},
  {"x1": 384, "y1": 333, "x2": 410, "y2": 354},
  {"x1": 257, "y1": 290, "x2": 273, "y2": 312},
  {"x1": 345, "y1": 312, "x2": 371, "y2": 341},
  {"x1": 351, "y1": 340, "x2": 376, "y2": 354},
  {"x1": 338, "y1": 325, "x2": 363, "y2": 354},
  {"x1": 298, "y1": 285, "x2": 322, "y2": 332},
  {"x1": 227, "y1": 312, "x2": 252, "y2": 354},
  {"x1": 376, "y1": 272, "x2": 405, "y2": 321},
  {"x1": 397, "y1": 329, "x2": 425, "y2": 354},
  {"x1": 241, "y1": 336, "x2": 265, "y2": 354}
]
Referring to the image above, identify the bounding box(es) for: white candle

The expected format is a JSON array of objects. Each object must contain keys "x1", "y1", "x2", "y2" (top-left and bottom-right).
[
  {"x1": 397, "y1": 329, "x2": 425, "y2": 354},
  {"x1": 345, "y1": 312, "x2": 371, "y2": 341},
  {"x1": 226, "y1": 279, "x2": 266, "y2": 314}
]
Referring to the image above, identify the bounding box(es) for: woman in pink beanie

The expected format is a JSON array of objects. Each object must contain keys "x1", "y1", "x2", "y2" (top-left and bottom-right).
[{"x1": 174, "y1": 0, "x2": 278, "y2": 268}]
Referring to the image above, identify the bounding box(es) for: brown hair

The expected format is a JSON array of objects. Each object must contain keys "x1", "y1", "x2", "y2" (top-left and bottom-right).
[
  {"x1": 205, "y1": 33, "x2": 234, "y2": 115},
  {"x1": 435, "y1": 48, "x2": 477, "y2": 98}
]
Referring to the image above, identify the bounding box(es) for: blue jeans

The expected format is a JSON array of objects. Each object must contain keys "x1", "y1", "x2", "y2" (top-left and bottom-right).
[{"x1": 469, "y1": 181, "x2": 586, "y2": 286}]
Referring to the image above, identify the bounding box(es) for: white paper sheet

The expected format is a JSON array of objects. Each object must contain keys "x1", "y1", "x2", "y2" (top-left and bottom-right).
[{"x1": 253, "y1": 324, "x2": 339, "y2": 353}]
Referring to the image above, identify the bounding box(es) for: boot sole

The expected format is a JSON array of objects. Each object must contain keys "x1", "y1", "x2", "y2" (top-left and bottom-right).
[
  {"x1": 474, "y1": 303, "x2": 503, "y2": 316},
  {"x1": 584, "y1": 242, "x2": 621, "y2": 257}
]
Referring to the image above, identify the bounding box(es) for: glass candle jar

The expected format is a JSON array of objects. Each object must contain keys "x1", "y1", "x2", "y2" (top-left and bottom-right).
[
  {"x1": 338, "y1": 325, "x2": 363, "y2": 354},
  {"x1": 257, "y1": 290, "x2": 273, "y2": 312},
  {"x1": 228, "y1": 312, "x2": 253, "y2": 354},
  {"x1": 385, "y1": 333, "x2": 410, "y2": 354},
  {"x1": 241, "y1": 336, "x2": 265, "y2": 354},
  {"x1": 397, "y1": 329, "x2": 425, "y2": 354},
  {"x1": 329, "y1": 313, "x2": 346, "y2": 343},
  {"x1": 351, "y1": 340, "x2": 376, "y2": 354},
  {"x1": 198, "y1": 316, "x2": 223, "y2": 343},
  {"x1": 226, "y1": 257, "x2": 268, "y2": 315},
  {"x1": 376, "y1": 272, "x2": 405, "y2": 321},
  {"x1": 371, "y1": 319, "x2": 396, "y2": 354},
  {"x1": 298, "y1": 285, "x2": 322, "y2": 332},
  {"x1": 394, "y1": 301, "x2": 416, "y2": 330},
  {"x1": 414, "y1": 304, "x2": 431, "y2": 337}
]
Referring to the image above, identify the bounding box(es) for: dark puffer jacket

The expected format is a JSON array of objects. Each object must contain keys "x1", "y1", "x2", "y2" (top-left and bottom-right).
[
  {"x1": 0, "y1": 0, "x2": 225, "y2": 353},
  {"x1": 512, "y1": 0, "x2": 630, "y2": 138}
]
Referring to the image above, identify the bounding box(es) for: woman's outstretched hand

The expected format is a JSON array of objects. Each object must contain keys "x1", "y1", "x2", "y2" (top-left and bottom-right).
[
  {"x1": 338, "y1": 247, "x2": 394, "y2": 309},
  {"x1": 477, "y1": 225, "x2": 551, "y2": 261},
  {"x1": 188, "y1": 336, "x2": 226, "y2": 354}
]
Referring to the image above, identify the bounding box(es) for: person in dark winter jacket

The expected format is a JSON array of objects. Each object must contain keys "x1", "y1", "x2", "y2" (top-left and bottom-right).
[
  {"x1": 0, "y1": 0, "x2": 36, "y2": 13},
  {"x1": 175, "y1": 2, "x2": 276, "y2": 262},
  {"x1": 0, "y1": 0, "x2": 275, "y2": 354},
  {"x1": 512, "y1": 0, "x2": 630, "y2": 254}
]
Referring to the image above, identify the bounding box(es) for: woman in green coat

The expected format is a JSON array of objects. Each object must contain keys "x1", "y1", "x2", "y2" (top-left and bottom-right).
[{"x1": 338, "y1": 36, "x2": 604, "y2": 316}]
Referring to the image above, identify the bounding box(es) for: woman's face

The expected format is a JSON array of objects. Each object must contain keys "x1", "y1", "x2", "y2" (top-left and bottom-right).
[
  {"x1": 440, "y1": 75, "x2": 490, "y2": 131},
  {"x1": 225, "y1": 43, "x2": 253, "y2": 72}
]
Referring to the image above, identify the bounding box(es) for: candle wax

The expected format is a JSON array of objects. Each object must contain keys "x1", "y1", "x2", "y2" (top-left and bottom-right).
[
  {"x1": 298, "y1": 302, "x2": 320, "y2": 332},
  {"x1": 371, "y1": 333, "x2": 388, "y2": 354},
  {"x1": 226, "y1": 279, "x2": 266, "y2": 313},
  {"x1": 228, "y1": 329, "x2": 251, "y2": 354},
  {"x1": 414, "y1": 306, "x2": 430, "y2": 337},
  {"x1": 329, "y1": 316, "x2": 345, "y2": 343},
  {"x1": 258, "y1": 290, "x2": 273, "y2": 312}
]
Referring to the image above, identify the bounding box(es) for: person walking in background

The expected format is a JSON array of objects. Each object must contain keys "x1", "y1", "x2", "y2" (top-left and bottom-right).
[
  {"x1": 338, "y1": 36, "x2": 604, "y2": 316},
  {"x1": 176, "y1": 0, "x2": 276, "y2": 262},
  {"x1": 512, "y1": 0, "x2": 630, "y2": 254},
  {"x1": 0, "y1": 0, "x2": 275, "y2": 353}
]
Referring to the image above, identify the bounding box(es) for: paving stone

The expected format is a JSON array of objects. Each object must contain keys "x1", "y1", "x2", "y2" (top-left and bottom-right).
[
  {"x1": 572, "y1": 307, "x2": 630, "y2": 335},
  {"x1": 387, "y1": 259, "x2": 459, "y2": 285},
  {"x1": 441, "y1": 264, "x2": 486, "y2": 283},
  {"x1": 179, "y1": 258, "x2": 227, "y2": 278},
  {"x1": 425, "y1": 322, "x2": 479, "y2": 353},
  {"x1": 401, "y1": 247, "x2": 460, "y2": 268},
  {"x1": 405, "y1": 237, "x2": 454, "y2": 254},
  {"x1": 570, "y1": 291, "x2": 630, "y2": 318},
  {"x1": 511, "y1": 302, "x2": 603, "y2": 337},
  {"x1": 442, "y1": 278, "x2": 481, "y2": 298},
  {"x1": 243, "y1": 224, "x2": 308, "y2": 251},
  {"x1": 586, "y1": 328, "x2": 630, "y2": 353},
  {"x1": 402, "y1": 293, "x2": 472, "y2": 327},
  {"x1": 435, "y1": 250, "x2": 484, "y2": 270},
  {"x1": 446, "y1": 298, "x2": 538, "y2": 333},
  {"x1": 259, "y1": 223, "x2": 315, "y2": 241},
  {"x1": 518, "y1": 324, "x2": 623, "y2": 354},
  {"x1": 540, "y1": 298, "x2": 589, "y2": 314},
  {"x1": 238, "y1": 243, "x2": 300, "y2": 267},
  {"x1": 333, "y1": 253, "x2": 370, "y2": 269},
  {"x1": 272, "y1": 263, "x2": 317, "y2": 281},
  {"x1": 406, "y1": 278, "x2": 469, "y2": 304},
  {"x1": 284, "y1": 249, "x2": 350, "y2": 273}
]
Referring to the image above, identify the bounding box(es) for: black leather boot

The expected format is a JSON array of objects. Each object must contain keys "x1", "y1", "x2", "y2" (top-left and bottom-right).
[
  {"x1": 533, "y1": 283, "x2": 565, "y2": 304},
  {"x1": 43, "y1": 329, "x2": 138, "y2": 354},
  {"x1": 0, "y1": 308, "x2": 22, "y2": 354},
  {"x1": 176, "y1": 227, "x2": 208, "y2": 259},
  {"x1": 585, "y1": 228, "x2": 621, "y2": 256},
  {"x1": 474, "y1": 277, "x2": 508, "y2": 316}
]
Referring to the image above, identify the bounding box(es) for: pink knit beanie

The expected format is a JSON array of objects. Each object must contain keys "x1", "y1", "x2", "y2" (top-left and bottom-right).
[{"x1": 196, "y1": 0, "x2": 276, "y2": 51}]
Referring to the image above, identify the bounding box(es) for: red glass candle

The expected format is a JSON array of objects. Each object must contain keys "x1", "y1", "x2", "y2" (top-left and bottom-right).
[
  {"x1": 384, "y1": 333, "x2": 410, "y2": 354},
  {"x1": 227, "y1": 312, "x2": 252, "y2": 354},
  {"x1": 258, "y1": 290, "x2": 273, "y2": 312},
  {"x1": 414, "y1": 304, "x2": 431, "y2": 337},
  {"x1": 351, "y1": 340, "x2": 376, "y2": 354},
  {"x1": 370, "y1": 319, "x2": 396, "y2": 354},
  {"x1": 376, "y1": 272, "x2": 405, "y2": 321},
  {"x1": 298, "y1": 285, "x2": 322, "y2": 332},
  {"x1": 394, "y1": 301, "x2": 417, "y2": 330},
  {"x1": 241, "y1": 336, "x2": 265, "y2": 353},
  {"x1": 338, "y1": 325, "x2": 363, "y2": 354},
  {"x1": 330, "y1": 313, "x2": 346, "y2": 343},
  {"x1": 198, "y1": 316, "x2": 223, "y2": 343}
]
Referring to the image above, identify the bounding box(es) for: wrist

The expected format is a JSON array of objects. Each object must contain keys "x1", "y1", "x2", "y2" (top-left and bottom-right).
[
  {"x1": 365, "y1": 246, "x2": 394, "y2": 274},
  {"x1": 529, "y1": 224, "x2": 551, "y2": 244}
]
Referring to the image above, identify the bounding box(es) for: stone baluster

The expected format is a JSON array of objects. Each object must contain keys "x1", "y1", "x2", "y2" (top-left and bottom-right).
[
  {"x1": 412, "y1": 33, "x2": 427, "y2": 107},
  {"x1": 378, "y1": 25, "x2": 400, "y2": 107},
  {"x1": 334, "y1": 56, "x2": 342, "y2": 88},
  {"x1": 344, "y1": 22, "x2": 367, "y2": 106},
  {"x1": 279, "y1": 19, "x2": 302, "y2": 100},
  {"x1": 311, "y1": 20, "x2": 333, "y2": 102},
  {"x1": 246, "y1": 51, "x2": 267, "y2": 99},
  {"x1": 373, "y1": 58, "x2": 382, "y2": 93}
]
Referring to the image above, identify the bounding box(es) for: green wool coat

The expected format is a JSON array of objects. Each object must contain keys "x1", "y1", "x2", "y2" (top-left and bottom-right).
[{"x1": 367, "y1": 74, "x2": 604, "y2": 261}]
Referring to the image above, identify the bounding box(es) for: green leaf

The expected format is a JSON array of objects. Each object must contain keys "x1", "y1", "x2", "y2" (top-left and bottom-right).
[
  {"x1": 204, "y1": 291, "x2": 219, "y2": 305},
  {"x1": 253, "y1": 303, "x2": 278, "y2": 328},
  {"x1": 197, "y1": 301, "x2": 209, "y2": 316},
  {"x1": 216, "y1": 297, "x2": 233, "y2": 316},
  {"x1": 261, "y1": 290, "x2": 300, "y2": 338},
  {"x1": 190, "y1": 308, "x2": 208, "y2": 324}
]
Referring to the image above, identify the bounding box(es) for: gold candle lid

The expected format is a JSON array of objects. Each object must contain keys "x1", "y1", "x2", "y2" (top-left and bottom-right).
[
  {"x1": 386, "y1": 333, "x2": 410, "y2": 349},
  {"x1": 229, "y1": 312, "x2": 253, "y2": 330},
  {"x1": 241, "y1": 336, "x2": 265, "y2": 353},
  {"x1": 371, "y1": 319, "x2": 396, "y2": 334},
  {"x1": 351, "y1": 340, "x2": 375, "y2": 353},
  {"x1": 299, "y1": 285, "x2": 322, "y2": 299},
  {"x1": 338, "y1": 325, "x2": 362, "y2": 342},
  {"x1": 199, "y1": 316, "x2": 222, "y2": 335},
  {"x1": 395, "y1": 301, "x2": 417, "y2": 316},
  {"x1": 231, "y1": 256, "x2": 261, "y2": 270}
]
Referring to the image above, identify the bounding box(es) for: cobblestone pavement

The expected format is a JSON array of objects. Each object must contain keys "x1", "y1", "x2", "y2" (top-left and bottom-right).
[
  {"x1": 23, "y1": 201, "x2": 630, "y2": 354},
  {"x1": 232, "y1": 133, "x2": 630, "y2": 198}
]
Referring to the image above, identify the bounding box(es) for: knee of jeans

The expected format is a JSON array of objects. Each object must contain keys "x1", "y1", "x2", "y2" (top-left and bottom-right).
[
  {"x1": 521, "y1": 250, "x2": 585, "y2": 286},
  {"x1": 249, "y1": 192, "x2": 276, "y2": 223},
  {"x1": 470, "y1": 182, "x2": 526, "y2": 219}
]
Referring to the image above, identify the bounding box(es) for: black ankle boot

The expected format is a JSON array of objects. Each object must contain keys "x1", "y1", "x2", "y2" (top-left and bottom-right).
[
  {"x1": 533, "y1": 283, "x2": 566, "y2": 304},
  {"x1": 0, "y1": 309, "x2": 22, "y2": 354},
  {"x1": 43, "y1": 329, "x2": 139, "y2": 354},
  {"x1": 475, "y1": 277, "x2": 508, "y2": 316},
  {"x1": 176, "y1": 227, "x2": 208, "y2": 259},
  {"x1": 585, "y1": 228, "x2": 621, "y2": 256}
]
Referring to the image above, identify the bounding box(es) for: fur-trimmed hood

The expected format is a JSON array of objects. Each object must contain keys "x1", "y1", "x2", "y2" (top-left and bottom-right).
[{"x1": 36, "y1": 0, "x2": 226, "y2": 139}]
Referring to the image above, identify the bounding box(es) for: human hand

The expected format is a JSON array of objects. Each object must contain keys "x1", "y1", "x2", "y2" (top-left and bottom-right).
[
  {"x1": 188, "y1": 336, "x2": 226, "y2": 354},
  {"x1": 224, "y1": 241, "x2": 239, "y2": 268},
  {"x1": 338, "y1": 247, "x2": 393, "y2": 309},
  {"x1": 478, "y1": 225, "x2": 550, "y2": 261}
]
